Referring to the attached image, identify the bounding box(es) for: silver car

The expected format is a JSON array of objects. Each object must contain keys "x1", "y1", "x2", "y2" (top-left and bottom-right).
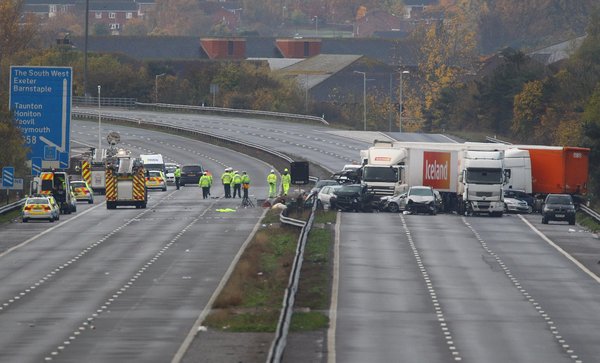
[
  {"x1": 382, "y1": 186, "x2": 437, "y2": 214},
  {"x1": 504, "y1": 196, "x2": 532, "y2": 213},
  {"x1": 317, "y1": 185, "x2": 342, "y2": 209}
]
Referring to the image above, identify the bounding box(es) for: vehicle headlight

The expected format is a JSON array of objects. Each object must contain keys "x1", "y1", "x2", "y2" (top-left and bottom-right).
[{"x1": 352, "y1": 198, "x2": 358, "y2": 203}]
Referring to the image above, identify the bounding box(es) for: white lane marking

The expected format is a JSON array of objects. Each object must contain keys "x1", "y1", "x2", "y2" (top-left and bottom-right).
[
  {"x1": 465, "y1": 217, "x2": 582, "y2": 362},
  {"x1": 46, "y1": 194, "x2": 211, "y2": 360},
  {"x1": 405, "y1": 215, "x2": 462, "y2": 361},
  {"x1": 0, "y1": 202, "x2": 106, "y2": 259},
  {"x1": 171, "y1": 207, "x2": 269, "y2": 363},
  {"x1": 519, "y1": 215, "x2": 600, "y2": 284},
  {"x1": 327, "y1": 211, "x2": 341, "y2": 363}
]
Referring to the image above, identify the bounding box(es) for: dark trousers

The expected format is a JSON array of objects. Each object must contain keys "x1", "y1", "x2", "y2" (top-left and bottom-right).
[
  {"x1": 243, "y1": 186, "x2": 249, "y2": 199},
  {"x1": 233, "y1": 184, "x2": 241, "y2": 198},
  {"x1": 224, "y1": 184, "x2": 231, "y2": 198},
  {"x1": 202, "y1": 187, "x2": 210, "y2": 199},
  {"x1": 175, "y1": 177, "x2": 180, "y2": 190}
]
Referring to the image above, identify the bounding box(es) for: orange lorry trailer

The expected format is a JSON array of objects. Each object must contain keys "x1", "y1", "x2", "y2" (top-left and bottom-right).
[{"x1": 523, "y1": 146, "x2": 589, "y2": 196}]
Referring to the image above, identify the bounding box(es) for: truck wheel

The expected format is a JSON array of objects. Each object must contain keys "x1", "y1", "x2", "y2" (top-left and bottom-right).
[{"x1": 141, "y1": 203, "x2": 147, "y2": 209}]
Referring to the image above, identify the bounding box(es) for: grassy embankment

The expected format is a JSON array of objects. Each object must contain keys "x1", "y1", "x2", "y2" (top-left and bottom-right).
[{"x1": 204, "y1": 208, "x2": 336, "y2": 332}]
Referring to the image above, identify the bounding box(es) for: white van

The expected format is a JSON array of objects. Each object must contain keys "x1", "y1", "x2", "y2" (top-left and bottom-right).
[{"x1": 140, "y1": 154, "x2": 165, "y2": 172}]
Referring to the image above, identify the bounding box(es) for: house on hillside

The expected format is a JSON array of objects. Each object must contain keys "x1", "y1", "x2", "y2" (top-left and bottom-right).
[
  {"x1": 22, "y1": 0, "x2": 77, "y2": 19},
  {"x1": 23, "y1": 0, "x2": 155, "y2": 34},
  {"x1": 86, "y1": 1, "x2": 139, "y2": 35}
]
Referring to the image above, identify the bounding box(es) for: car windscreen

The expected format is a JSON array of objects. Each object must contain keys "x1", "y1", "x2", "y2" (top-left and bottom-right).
[
  {"x1": 144, "y1": 164, "x2": 165, "y2": 172},
  {"x1": 165, "y1": 166, "x2": 177, "y2": 173},
  {"x1": 410, "y1": 188, "x2": 433, "y2": 196},
  {"x1": 182, "y1": 166, "x2": 202, "y2": 173},
  {"x1": 71, "y1": 182, "x2": 86, "y2": 188},
  {"x1": 546, "y1": 195, "x2": 573, "y2": 204},
  {"x1": 337, "y1": 185, "x2": 362, "y2": 194},
  {"x1": 465, "y1": 168, "x2": 503, "y2": 184},
  {"x1": 316, "y1": 180, "x2": 338, "y2": 188},
  {"x1": 362, "y1": 166, "x2": 398, "y2": 182},
  {"x1": 27, "y1": 198, "x2": 49, "y2": 205},
  {"x1": 148, "y1": 171, "x2": 161, "y2": 177}
]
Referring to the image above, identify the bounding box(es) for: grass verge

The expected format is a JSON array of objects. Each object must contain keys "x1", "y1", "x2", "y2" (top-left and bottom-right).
[
  {"x1": 203, "y1": 208, "x2": 335, "y2": 333},
  {"x1": 577, "y1": 211, "x2": 600, "y2": 233},
  {"x1": 0, "y1": 209, "x2": 21, "y2": 224}
]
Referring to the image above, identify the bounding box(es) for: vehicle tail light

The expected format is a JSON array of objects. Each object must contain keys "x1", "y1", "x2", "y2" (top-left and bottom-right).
[{"x1": 24, "y1": 206, "x2": 32, "y2": 211}]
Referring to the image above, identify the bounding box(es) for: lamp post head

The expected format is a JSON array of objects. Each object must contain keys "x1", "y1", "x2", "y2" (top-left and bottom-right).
[{"x1": 402, "y1": 70, "x2": 410, "y2": 74}]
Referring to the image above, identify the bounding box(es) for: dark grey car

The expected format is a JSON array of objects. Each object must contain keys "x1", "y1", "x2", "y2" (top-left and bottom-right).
[
  {"x1": 541, "y1": 194, "x2": 576, "y2": 225},
  {"x1": 180, "y1": 165, "x2": 204, "y2": 186}
]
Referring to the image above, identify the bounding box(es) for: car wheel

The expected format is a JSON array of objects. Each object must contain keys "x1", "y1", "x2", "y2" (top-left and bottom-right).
[
  {"x1": 180, "y1": 183, "x2": 185, "y2": 187},
  {"x1": 542, "y1": 217, "x2": 548, "y2": 224},
  {"x1": 22, "y1": 218, "x2": 28, "y2": 223},
  {"x1": 430, "y1": 208, "x2": 437, "y2": 215},
  {"x1": 503, "y1": 203, "x2": 508, "y2": 213},
  {"x1": 162, "y1": 187, "x2": 167, "y2": 192},
  {"x1": 49, "y1": 217, "x2": 55, "y2": 223},
  {"x1": 569, "y1": 218, "x2": 575, "y2": 225},
  {"x1": 387, "y1": 203, "x2": 399, "y2": 213},
  {"x1": 88, "y1": 199, "x2": 94, "y2": 204}
]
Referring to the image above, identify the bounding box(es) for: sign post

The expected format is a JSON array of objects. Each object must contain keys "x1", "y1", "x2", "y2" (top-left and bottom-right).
[{"x1": 9, "y1": 66, "x2": 73, "y2": 170}]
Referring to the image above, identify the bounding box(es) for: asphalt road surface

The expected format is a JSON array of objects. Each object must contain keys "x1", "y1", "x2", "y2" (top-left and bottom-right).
[
  {"x1": 79, "y1": 109, "x2": 600, "y2": 363},
  {"x1": 4, "y1": 109, "x2": 598, "y2": 362},
  {"x1": 0, "y1": 121, "x2": 271, "y2": 363},
  {"x1": 334, "y1": 212, "x2": 600, "y2": 363}
]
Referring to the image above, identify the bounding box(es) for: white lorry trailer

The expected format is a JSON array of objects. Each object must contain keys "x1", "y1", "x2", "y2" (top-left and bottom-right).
[{"x1": 362, "y1": 141, "x2": 507, "y2": 215}]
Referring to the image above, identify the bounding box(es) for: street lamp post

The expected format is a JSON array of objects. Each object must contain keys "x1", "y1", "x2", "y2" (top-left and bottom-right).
[
  {"x1": 398, "y1": 70, "x2": 409, "y2": 133},
  {"x1": 97, "y1": 85, "x2": 101, "y2": 153},
  {"x1": 155, "y1": 73, "x2": 166, "y2": 103},
  {"x1": 353, "y1": 71, "x2": 367, "y2": 131},
  {"x1": 314, "y1": 16, "x2": 318, "y2": 37}
]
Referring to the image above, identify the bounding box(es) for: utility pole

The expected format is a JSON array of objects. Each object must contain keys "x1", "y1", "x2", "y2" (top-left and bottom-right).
[{"x1": 399, "y1": 70, "x2": 409, "y2": 133}]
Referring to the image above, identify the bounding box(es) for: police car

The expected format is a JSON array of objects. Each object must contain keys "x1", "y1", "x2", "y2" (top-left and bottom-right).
[
  {"x1": 70, "y1": 180, "x2": 94, "y2": 204},
  {"x1": 22, "y1": 195, "x2": 60, "y2": 223},
  {"x1": 146, "y1": 170, "x2": 168, "y2": 191}
]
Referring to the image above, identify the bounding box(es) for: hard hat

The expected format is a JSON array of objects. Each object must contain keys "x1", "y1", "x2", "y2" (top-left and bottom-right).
[
  {"x1": 284, "y1": 168, "x2": 288, "y2": 172},
  {"x1": 271, "y1": 169, "x2": 275, "y2": 173},
  {"x1": 242, "y1": 171, "x2": 247, "y2": 174}
]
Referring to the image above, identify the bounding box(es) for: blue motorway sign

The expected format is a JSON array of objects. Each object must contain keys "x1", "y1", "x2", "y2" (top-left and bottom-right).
[
  {"x1": 9, "y1": 66, "x2": 72, "y2": 169},
  {"x1": 31, "y1": 157, "x2": 42, "y2": 176},
  {"x1": 2, "y1": 167, "x2": 14, "y2": 188}
]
